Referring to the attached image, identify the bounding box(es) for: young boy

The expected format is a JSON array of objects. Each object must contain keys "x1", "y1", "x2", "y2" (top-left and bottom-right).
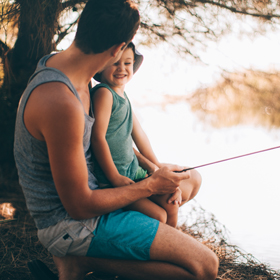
[{"x1": 90, "y1": 42, "x2": 201, "y2": 227}]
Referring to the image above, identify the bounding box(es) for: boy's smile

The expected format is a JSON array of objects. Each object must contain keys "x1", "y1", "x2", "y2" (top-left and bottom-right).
[{"x1": 114, "y1": 74, "x2": 128, "y2": 79}]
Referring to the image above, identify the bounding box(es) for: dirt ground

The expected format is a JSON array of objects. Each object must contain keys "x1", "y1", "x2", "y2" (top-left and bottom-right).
[{"x1": 1, "y1": 177, "x2": 280, "y2": 280}]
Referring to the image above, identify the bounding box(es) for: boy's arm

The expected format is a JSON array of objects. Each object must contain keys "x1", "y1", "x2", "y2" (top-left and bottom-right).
[
  {"x1": 91, "y1": 88, "x2": 134, "y2": 187},
  {"x1": 133, "y1": 148, "x2": 158, "y2": 175},
  {"x1": 132, "y1": 111, "x2": 162, "y2": 168}
]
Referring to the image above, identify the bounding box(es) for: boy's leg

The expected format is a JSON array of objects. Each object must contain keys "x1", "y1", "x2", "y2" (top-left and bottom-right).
[
  {"x1": 124, "y1": 197, "x2": 168, "y2": 224},
  {"x1": 149, "y1": 194, "x2": 179, "y2": 227},
  {"x1": 148, "y1": 169, "x2": 202, "y2": 227},
  {"x1": 53, "y1": 222, "x2": 219, "y2": 280}
]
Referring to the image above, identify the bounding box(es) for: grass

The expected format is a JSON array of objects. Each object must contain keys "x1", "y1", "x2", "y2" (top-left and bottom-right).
[{"x1": 1, "y1": 176, "x2": 280, "y2": 280}]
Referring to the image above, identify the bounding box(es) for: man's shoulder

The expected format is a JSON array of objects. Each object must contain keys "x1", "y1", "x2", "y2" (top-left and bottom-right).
[
  {"x1": 26, "y1": 81, "x2": 84, "y2": 136},
  {"x1": 33, "y1": 82, "x2": 82, "y2": 110}
]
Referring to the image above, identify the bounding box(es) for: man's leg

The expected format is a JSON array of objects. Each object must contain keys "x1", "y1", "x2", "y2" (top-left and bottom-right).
[
  {"x1": 180, "y1": 169, "x2": 202, "y2": 204},
  {"x1": 150, "y1": 222, "x2": 219, "y2": 279},
  {"x1": 54, "y1": 222, "x2": 219, "y2": 280}
]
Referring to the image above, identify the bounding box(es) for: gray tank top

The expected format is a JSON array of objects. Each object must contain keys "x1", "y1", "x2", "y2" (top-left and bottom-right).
[{"x1": 14, "y1": 54, "x2": 98, "y2": 229}]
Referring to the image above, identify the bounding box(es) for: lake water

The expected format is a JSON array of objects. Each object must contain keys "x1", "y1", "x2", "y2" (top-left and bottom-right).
[{"x1": 131, "y1": 101, "x2": 280, "y2": 271}]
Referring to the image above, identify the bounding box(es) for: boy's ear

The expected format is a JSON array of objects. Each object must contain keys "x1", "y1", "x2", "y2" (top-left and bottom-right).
[{"x1": 111, "y1": 42, "x2": 126, "y2": 57}]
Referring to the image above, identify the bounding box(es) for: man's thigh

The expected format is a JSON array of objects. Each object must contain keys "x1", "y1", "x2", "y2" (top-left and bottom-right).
[
  {"x1": 150, "y1": 223, "x2": 218, "y2": 275},
  {"x1": 87, "y1": 209, "x2": 159, "y2": 260}
]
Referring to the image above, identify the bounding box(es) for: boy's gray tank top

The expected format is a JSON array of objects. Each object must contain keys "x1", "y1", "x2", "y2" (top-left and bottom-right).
[{"x1": 14, "y1": 54, "x2": 98, "y2": 229}]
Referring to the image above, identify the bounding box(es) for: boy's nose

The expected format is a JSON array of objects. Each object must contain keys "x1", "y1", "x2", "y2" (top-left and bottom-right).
[{"x1": 117, "y1": 64, "x2": 125, "y2": 71}]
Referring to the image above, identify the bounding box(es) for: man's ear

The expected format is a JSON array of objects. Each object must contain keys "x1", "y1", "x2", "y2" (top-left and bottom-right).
[{"x1": 111, "y1": 42, "x2": 126, "y2": 57}]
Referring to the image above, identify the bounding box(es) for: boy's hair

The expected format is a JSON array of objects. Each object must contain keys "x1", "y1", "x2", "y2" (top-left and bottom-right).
[{"x1": 74, "y1": 0, "x2": 140, "y2": 54}]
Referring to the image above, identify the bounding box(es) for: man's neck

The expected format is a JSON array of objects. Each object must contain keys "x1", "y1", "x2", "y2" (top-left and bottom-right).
[{"x1": 46, "y1": 43, "x2": 111, "y2": 88}]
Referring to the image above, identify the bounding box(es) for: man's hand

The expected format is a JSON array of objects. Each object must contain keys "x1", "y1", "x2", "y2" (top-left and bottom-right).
[
  {"x1": 147, "y1": 165, "x2": 190, "y2": 196},
  {"x1": 111, "y1": 175, "x2": 135, "y2": 188}
]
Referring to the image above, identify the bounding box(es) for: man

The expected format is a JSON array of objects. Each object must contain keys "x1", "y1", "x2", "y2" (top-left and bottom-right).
[{"x1": 14, "y1": 0, "x2": 219, "y2": 279}]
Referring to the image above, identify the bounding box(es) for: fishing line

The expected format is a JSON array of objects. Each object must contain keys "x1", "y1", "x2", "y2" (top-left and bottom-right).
[
  {"x1": 175, "y1": 145, "x2": 280, "y2": 172},
  {"x1": 133, "y1": 145, "x2": 280, "y2": 182}
]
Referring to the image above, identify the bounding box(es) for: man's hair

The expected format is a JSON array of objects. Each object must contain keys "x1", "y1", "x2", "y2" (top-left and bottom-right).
[
  {"x1": 74, "y1": 0, "x2": 140, "y2": 54},
  {"x1": 126, "y1": 42, "x2": 136, "y2": 60}
]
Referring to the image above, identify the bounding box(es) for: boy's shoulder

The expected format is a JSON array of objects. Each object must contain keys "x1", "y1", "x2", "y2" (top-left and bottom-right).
[
  {"x1": 91, "y1": 83, "x2": 118, "y2": 99},
  {"x1": 91, "y1": 83, "x2": 112, "y2": 93}
]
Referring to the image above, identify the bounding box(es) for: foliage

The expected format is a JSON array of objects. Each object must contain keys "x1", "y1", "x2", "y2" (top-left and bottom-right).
[
  {"x1": 187, "y1": 69, "x2": 280, "y2": 128},
  {"x1": 135, "y1": 0, "x2": 280, "y2": 58},
  {"x1": 1, "y1": 0, "x2": 280, "y2": 169},
  {"x1": 2, "y1": 0, "x2": 280, "y2": 61}
]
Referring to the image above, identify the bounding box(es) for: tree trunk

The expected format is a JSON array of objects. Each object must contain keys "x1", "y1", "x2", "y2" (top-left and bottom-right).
[
  {"x1": 4, "y1": 0, "x2": 61, "y2": 94},
  {"x1": 0, "y1": 0, "x2": 61, "y2": 168}
]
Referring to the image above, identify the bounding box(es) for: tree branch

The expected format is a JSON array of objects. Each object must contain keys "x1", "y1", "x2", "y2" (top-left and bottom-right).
[
  {"x1": 60, "y1": 0, "x2": 87, "y2": 11},
  {"x1": 197, "y1": 0, "x2": 280, "y2": 19},
  {"x1": 0, "y1": 39, "x2": 10, "y2": 58},
  {"x1": 55, "y1": 17, "x2": 79, "y2": 46}
]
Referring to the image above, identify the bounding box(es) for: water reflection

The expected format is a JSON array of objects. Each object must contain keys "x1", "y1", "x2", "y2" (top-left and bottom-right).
[{"x1": 188, "y1": 69, "x2": 280, "y2": 128}]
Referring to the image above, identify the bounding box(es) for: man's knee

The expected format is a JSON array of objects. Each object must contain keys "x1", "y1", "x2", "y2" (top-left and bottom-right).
[
  {"x1": 205, "y1": 252, "x2": 219, "y2": 279},
  {"x1": 196, "y1": 251, "x2": 219, "y2": 280},
  {"x1": 150, "y1": 223, "x2": 219, "y2": 279}
]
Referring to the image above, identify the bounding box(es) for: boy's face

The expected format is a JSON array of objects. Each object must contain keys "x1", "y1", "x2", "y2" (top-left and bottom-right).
[{"x1": 101, "y1": 48, "x2": 134, "y2": 90}]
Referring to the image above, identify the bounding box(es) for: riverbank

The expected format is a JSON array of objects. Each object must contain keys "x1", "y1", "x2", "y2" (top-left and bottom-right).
[{"x1": 1, "y1": 178, "x2": 279, "y2": 280}]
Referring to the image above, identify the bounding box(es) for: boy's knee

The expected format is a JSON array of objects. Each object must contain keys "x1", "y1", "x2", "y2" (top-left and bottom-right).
[{"x1": 154, "y1": 209, "x2": 167, "y2": 224}]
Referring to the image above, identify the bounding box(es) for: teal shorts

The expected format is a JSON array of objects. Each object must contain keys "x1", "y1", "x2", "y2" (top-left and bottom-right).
[
  {"x1": 98, "y1": 166, "x2": 147, "y2": 188},
  {"x1": 134, "y1": 166, "x2": 147, "y2": 181},
  {"x1": 86, "y1": 209, "x2": 159, "y2": 260}
]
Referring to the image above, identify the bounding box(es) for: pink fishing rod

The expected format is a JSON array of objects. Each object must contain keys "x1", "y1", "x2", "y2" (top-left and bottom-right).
[
  {"x1": 175, "y1": 145, "x2": 280, "y2": 172},
  {"x1": 133, "y1": 145, "x2": 280, "y2": 182}
]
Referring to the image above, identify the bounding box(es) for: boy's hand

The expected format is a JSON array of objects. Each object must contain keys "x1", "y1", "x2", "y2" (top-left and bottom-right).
[
  {"x1": 168, "y1": 188, "x2": 182, "y2": 205},
  {"x1": 111, "y1": 175, "x2": 135, "y2": 188}
]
